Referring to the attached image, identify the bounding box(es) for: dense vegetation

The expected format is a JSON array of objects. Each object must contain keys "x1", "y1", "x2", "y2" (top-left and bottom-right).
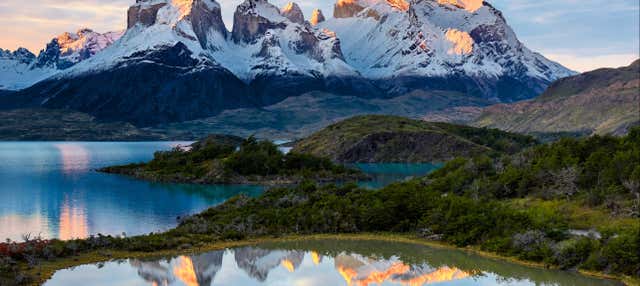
[
  {"x1": 294, "y1": 115, "x2": 537, "y2": 163},
  {"x1": 100, "y1": 136, "x2": 363, "y2": 185},
  {"x1": 430, "y1": 122, "x2": 538, "y2": 154},
  {"x1": 3, "y1": 129, "x2": 639, "y2": 285}
]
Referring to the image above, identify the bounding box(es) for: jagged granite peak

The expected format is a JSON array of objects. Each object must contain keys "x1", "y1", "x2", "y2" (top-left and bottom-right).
[
  {"x1": 0, "y1": 48, "x2": 36, "y2": 64},
  {"x1": 127, "y1": 0, "x2": 226, "y2": 49},
  {"x1": 0, "y1": 29, "x2": 121, "y2": 90},
  {"x1": 127, "y1": 0, "x2": 169, "y2": 28},
  {"x1": 310, "y1": 9, "x2": 326, "y2": 25},
  {"x1": 34, "y1": 28, "x2": 123, "y2": 70},
  {"x1": 281, "y1": 2, "x2": 305, "y2": 24},
  {"x1": 0, "y1": 47, "x2": 47, "y2": 90},
  {"x1": 232, "y1": 0, "x2": 287, "y2": 43},
  {"x1": 190, "y1": 0, "x2": 228, "y2": 49}
]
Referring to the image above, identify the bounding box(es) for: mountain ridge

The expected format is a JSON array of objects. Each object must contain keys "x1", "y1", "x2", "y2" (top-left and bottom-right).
[
  {"x1": 0, "y1": 0, "x2": 574, "y2": 127},
  {"x1": 473, "y1": 59, "x2": 640, "y2": 136}
]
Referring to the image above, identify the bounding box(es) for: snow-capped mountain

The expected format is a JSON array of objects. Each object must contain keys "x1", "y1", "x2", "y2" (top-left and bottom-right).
[
  {"x1": 1, "y1": 0, "x2": 574, "y2": 126},
  {"x1": 322, "y1": 0, "x2": 574, "y2": 101},
  {"x1": 0, "y1": 48, "x2": 53, "y2": 90},
  {"x1": 35, "y1": 28, "x2": 123, "y2": 69},
  {"x1": 0, "y1": 29, "x2": 122, "y2": 90}
]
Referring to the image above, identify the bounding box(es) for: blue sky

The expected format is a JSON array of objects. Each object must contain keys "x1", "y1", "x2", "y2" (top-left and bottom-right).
[{"x1": 0, "y1": 0, "x2": 638, "y2": 72}]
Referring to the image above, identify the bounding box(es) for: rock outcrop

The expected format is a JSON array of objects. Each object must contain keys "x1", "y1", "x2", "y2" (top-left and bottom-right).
[
  {"x1": 232, "y1": 0, "x2": 287, "y2": 43},
  {"x1": 334, "y1": 0, "x2": 367, "y2": 18},
  {"x1": 190, "y1": 0, "x2": 228, "y2": 49},
  {"x1": 0, "y1": 48, "x2": 35, "y2": 64},
  {"x1": 310, "y1": 9, "x2": 326, "y2": 25},
  {"x1": 127, "y1": 0, "x2": 168, "y2": 28},
  {"x1": 281, "y1": 2, "x2": 305, "y2": 24},
  {"x1": 35, "y1": 29, "x2": 123, "y2": 69}
]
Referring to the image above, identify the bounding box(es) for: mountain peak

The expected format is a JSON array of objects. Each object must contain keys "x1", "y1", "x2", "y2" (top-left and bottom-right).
[
  {"x1": 281, "y1": 2, "x2": 305, "y2": 24},
  {"x1": 310, "y1": 9, "x2": 326, "y2": 26},
  {"x1": 232, "y1": 0, "x2": 286, "y2": 43},
  {"x1": 35, "y1": 29, "x2": 123, "y2": 70}
]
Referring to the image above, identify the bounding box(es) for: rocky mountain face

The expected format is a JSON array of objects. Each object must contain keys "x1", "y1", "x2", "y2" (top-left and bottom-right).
[
  {"x1": 35, "y1": 29, "x2": 123, "y2": 69},
  {"x1": 1, "y1": 0, "x2": 574, "y2": 127},
  {"x1": 310, "y1": 9, "x2": 326, "y2": 26},
  {"x1": 323, "y1": 0, "x2": 574, "y2": 101},
  {"x1": 0, "y1": 29, "x2": 122, "y2": 90},
  {"x1": 281, "y1": 2, "x2": 305, "y2": 24},
  {"x1": 474, "y1": 60, "x2": 640, "y2": 136}
]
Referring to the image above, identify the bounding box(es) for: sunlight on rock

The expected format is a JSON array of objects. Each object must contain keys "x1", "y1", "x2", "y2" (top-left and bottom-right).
[
  {"x1": 445, "y1": 28, "x2": 474, "y2": 55},
  {"x1": 437, "y1": 0, "x2": 483, "y2": 12}
]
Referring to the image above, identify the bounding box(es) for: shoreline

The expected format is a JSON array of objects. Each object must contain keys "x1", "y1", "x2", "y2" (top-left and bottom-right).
[
  {"x1": 98, "y1": 167, "x2": 371, "y2": 186},
  {"x1": 26, "y1": 233, "x2": 638, "y2": 286},
  {"x1": 98, "y1": 164, "x2": 370, "y2": 187}
]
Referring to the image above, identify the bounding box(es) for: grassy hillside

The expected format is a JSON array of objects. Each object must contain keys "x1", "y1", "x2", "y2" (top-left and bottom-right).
[
  {"x1": 475, "y1": 60, "x2": 640, "y2": 136},
  {"x1": 293, "y1": 115, "x2": 537, "y2": 163}
]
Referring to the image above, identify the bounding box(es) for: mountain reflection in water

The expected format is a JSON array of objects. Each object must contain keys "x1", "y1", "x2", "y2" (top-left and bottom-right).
[
  {"x1": 45, "y1": 240, "x2": 621, "y2": 286},
  {"x1": 130, "y1": 248, "x2": 468, "y2": 286}
]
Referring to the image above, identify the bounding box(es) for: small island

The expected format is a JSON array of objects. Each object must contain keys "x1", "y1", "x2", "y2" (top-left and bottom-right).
[{"x1": 99, "y1": 135, "x2": 367, "y2": 185}]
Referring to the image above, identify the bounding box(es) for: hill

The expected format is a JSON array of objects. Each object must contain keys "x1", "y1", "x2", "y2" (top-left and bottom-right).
[
  {"x1": 474, "y1": 60, "x2": 640, "y2": 136},
  {"x1": 293, "y1": 115, "x2": 537, "y2": 163}
]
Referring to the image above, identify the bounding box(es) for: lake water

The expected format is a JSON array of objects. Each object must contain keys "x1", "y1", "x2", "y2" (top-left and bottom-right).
[
  {"x1": 0, "y1": 142, "x2": 440, "y2": 241},
  {"x1": 44, "y1": 239, "x2": 621, "y2": 286}
]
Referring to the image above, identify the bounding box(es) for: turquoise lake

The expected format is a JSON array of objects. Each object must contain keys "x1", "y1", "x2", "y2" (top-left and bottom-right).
[{"x1": 0, "y1": 142, "x2": 440, "y2": 241}]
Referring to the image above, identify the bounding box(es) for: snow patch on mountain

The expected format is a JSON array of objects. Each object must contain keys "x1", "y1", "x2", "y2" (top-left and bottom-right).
[{"x1": 0, "y1": 49, "x2": 56, "y2": 90}]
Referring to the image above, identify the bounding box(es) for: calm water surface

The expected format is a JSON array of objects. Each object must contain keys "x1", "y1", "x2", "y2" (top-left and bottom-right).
[
  {"x1": 44, "y1": 239, "x2": 621, "y2": 286},
  {"x1": 0, "y1": 142, "x2": 438, "y2": 241},
  {"x1": 0, "y1": 142, "x2": 264, "y2": 241}
]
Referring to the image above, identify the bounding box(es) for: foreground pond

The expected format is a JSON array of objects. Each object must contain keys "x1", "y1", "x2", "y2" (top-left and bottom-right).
[
  {"x1": 0, "y1": 142, "x2": 440, "y2": 241},
  {"x1": 44, "y1": 239, "x2": 621, "y2": 286}
]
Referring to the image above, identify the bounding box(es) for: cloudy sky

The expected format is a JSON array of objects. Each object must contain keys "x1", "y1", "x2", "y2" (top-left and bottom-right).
[{"x1": 0, "y1": 0, "x2": 638, "y2": 72}]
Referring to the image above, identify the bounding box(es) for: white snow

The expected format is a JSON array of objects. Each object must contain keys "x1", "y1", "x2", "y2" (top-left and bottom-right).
[
  {"x1": 0, "y1": 59, "x2": 57, "y2": 90},
  {"x1": 0, "y1": 29, "x2": 122, "y2": 90},
  {"x1": 1, "y1": 0, "x2": 575, "y2": 92}
]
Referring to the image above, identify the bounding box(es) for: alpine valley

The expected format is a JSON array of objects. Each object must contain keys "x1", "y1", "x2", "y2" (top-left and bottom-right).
[{"x1": 0, "y1": 0, "x2": 576, "y2": 134}]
